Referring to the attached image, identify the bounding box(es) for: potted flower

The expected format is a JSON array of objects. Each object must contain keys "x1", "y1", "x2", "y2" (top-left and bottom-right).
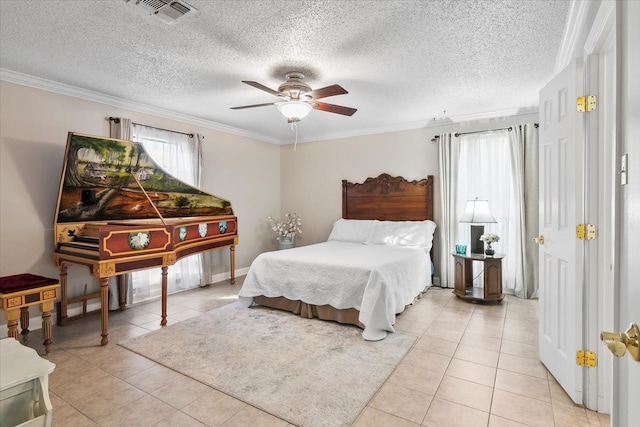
[
  {"x1": 268, "y1": 212, "x2": 302, "y2": 249},
  {"x1": 479, "y1": 233, "x2": 500, "y2": 256}
]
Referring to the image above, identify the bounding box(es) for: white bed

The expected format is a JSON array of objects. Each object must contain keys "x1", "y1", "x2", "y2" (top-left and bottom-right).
[{"x1": 239, "y1": 218, "x2": 437, "y2": 340}]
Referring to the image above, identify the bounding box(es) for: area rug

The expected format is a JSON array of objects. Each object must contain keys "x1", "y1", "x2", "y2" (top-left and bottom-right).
[{"x1": 119, "y1": 301, "x2": 415, "y2": 426}]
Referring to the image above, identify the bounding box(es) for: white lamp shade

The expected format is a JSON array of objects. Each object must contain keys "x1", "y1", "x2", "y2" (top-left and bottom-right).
[
  {"x1": 459, "y1": 199, "x2": 497, "y2": 223},
  {"x1": 278, "y1": 101, "x2": 313, "y2": 121}
]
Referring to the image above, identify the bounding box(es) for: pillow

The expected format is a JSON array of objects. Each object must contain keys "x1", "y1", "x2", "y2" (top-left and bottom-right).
[
  {"x1": 327, "y1": 219, "x2": 379, "y2": 243},
  {"x1": 365, "y1": 220, "x2": 437, "y2": 251}
]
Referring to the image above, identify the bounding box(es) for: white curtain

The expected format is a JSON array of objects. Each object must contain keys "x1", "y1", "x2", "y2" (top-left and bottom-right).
[
  {"x1": 457, "y1": 130, "x2": 518, "y2": 291},
  {"x1": 108, "y1": 118, "x2": 133, "y2": 309},
  {"x1": 438, "y1": 125, "x2": 539, "y2": 298},
  {"x1": 438, "y1": 133, "x2": 461, "y2": 288},
  {"x1": 508, "y1": 124, "x2": 539, "y2": 298},
  {"x1": 109, "y1": 119, "x2": 205, "y2": 306},
  {"x1": 130, "y1": 124, "x2": 205, "y2": 304}
]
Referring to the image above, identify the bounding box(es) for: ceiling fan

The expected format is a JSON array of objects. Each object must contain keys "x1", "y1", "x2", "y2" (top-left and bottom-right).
[{"x1": 231, "y1": 72, "x2": 357, "y2": 123}]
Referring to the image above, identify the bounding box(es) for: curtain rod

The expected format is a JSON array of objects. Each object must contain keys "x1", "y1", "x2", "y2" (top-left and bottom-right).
[
  {"x1": 431, "y1": 122, "x2": 539, "y2": 141},
  {"x1": 108, "y1": 117, "x2": 194, "y2": 138},
  {"x1": 455, "y1": 126, "x2": 512, "y2": 137}
]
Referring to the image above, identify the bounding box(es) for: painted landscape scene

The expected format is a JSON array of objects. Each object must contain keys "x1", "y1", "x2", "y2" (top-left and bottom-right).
[{"x1": 56, "y1": 133, "x2": 233, "y2": 223}]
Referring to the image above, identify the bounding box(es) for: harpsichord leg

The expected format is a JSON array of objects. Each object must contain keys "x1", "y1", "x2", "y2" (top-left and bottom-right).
[
  {"x1": 118, "y1": 275, "x2": 126, "y2": 311},
  {"x1": 100, "y1": 277, "x2": 109, "y2": 345},
  {"x1": 58, "y1": 264, "x2": 68, "y2": 325},
  {"x1": 230, "y1": 245, "x2": 236, "y2": 285},
  {"x1": 161, "y1": 266, "x2": 168, "y2": 326}
]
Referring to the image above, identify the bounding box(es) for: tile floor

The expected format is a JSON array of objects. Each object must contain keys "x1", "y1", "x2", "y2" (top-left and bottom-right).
[{"x1": 16, "y1": 278, "x2": 610, "y2": 427}]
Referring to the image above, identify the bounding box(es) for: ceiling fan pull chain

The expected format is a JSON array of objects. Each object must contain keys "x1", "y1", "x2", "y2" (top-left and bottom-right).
[{"x1": 291, "y1": 122, "x2": 298, "y2": 151}]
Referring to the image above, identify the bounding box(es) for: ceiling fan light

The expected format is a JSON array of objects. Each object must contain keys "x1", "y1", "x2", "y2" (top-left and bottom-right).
[{"x1": 278, "y1": 101, "x2": 313, "y2": 122}]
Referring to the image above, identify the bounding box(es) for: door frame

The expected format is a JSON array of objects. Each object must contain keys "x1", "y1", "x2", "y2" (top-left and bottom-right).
[{"x1": 582, "y1": 0, "x2": 616, "y2": 413}]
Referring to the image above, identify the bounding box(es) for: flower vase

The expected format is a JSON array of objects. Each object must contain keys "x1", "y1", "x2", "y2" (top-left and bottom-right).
[
  {"x1": 484, "y1": 243, "x2": 495, "y2": 256},
  {"x1": 278, "y1": 235, "x2": 295, "y2": 250}
]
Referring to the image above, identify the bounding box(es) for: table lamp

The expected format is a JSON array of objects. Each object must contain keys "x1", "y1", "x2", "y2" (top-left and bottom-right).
[{"x1": 459, "y1": 198, "x2": 497, "y2": 254}]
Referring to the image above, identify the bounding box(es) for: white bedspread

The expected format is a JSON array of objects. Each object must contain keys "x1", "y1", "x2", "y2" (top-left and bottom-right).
[{"x1": 238, "y1": 241, "x2": 431, "y2": 340}]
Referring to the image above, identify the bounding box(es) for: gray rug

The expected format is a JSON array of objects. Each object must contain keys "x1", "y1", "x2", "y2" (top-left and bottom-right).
[{"x1": 119, "y1": 302, "x2": 415, "y2": 427}]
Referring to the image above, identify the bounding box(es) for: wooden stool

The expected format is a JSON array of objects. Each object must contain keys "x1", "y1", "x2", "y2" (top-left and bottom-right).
[{"x1": 0, "y1": 274, "x2": 60, "y2": 355}]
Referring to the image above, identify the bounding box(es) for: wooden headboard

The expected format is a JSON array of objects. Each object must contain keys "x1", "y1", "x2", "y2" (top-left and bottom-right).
[{"x1": 342, "y1": 174, "x2": 434, "y2": 221}]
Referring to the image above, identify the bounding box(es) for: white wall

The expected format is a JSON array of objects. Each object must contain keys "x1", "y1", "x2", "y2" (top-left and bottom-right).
[{"x1": 0, "y1": 81, "x2": 280, "y2": 328}]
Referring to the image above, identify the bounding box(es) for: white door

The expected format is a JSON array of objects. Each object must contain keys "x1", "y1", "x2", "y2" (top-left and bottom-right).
[{"x1": 538, "y1": 59, "x2": 583, "y2": 404}]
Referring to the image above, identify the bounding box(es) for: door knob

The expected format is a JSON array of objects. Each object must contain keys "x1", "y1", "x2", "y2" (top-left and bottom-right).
[
  {"x1": 533, "y1": 235, "x2": 545, "y2": 245},
  {"x1": 601, "y1": 323, "x2": 640, "y2": 361}
]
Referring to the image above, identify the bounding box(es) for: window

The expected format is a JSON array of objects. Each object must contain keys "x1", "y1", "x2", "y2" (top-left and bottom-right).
[
  {"x1": 129, "y1": 125, "x2": 203, "y2": 303},
  {"x1": 457, "y1": 131, "x2": 519, "y2": 292}
]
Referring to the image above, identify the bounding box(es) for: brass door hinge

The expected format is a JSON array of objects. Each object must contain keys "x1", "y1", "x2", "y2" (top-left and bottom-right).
[
  {"x1": 576, "y1": 223, "x2": 597, "y2": 240},
  {"x1": 576, "y1": 350, "x2": 597, "y2": 367},
  {"x1": 577, "y1": 95, "x2": 597, "y2": 112}
]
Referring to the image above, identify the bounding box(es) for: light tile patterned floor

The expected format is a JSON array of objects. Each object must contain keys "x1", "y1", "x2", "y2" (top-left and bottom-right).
[{"x1": 17, "y1": 279, "x2": 610, "y2": 426}]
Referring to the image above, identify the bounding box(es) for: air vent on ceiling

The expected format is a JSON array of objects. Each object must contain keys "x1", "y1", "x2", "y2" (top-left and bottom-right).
[{"x1": 135, "y1": 0, "x2": 198, "y2": 24}]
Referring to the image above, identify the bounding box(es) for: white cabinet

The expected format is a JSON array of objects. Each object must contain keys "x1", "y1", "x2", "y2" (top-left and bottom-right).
[{"x1": 0, "y1": 338, "x2": 55, "y2": 427}]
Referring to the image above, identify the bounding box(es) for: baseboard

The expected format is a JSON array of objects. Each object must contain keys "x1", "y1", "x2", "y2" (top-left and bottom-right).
[{"x1": 209, "y1": 267, "x2": 249, "y2": 285}]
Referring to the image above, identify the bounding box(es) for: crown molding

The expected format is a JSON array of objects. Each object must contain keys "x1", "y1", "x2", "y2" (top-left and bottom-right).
[
  {"x1": 285, "y1": 107, "x2": 538, "y2": 145},
  {"x1": 446, "y1": 107, "x2": 538, "y2": 124},
  {"x1": 287, "y1": 119, "x2": 436, "y2": 144},
  {"x1": 2, "y1": 68, "x2": 538, "y2": 147},
  {"x1": 554, "y1": 0, "x2": 591, "y2": 73},
  {"x1": 1, "y1": 68, "x2": 434, "y2": 146},
  {"x1": 0, "y1": 68, "x2": 281, "y2": 145}
]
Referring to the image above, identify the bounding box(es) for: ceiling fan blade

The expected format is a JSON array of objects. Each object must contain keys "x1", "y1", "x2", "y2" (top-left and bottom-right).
[
  {"x1": 230, "y1": 102, "x2": 276, "y2": 110},
  {"x1": 242, "y1": 81, "x2": 281, "y2": 96},
  {"x1": 314, "y1": 101, "x2": 357, "y2": 116},
  {"x1": 307, "y1": 84, "x2": 348, "y2": 99}
]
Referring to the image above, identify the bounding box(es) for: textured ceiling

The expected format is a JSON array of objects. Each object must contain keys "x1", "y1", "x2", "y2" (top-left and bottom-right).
[{"x1": 0, "y1": 0, "x2": 570, "y2": 143}]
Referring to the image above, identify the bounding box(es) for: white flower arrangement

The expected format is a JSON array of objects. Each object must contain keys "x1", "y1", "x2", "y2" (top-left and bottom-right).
[
  {"x1": 268, "y1": 212, "x2": 302, "y2": 239},
  {"x1": 479, "y1": 233, "x2": 500, "y2": 244}
]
